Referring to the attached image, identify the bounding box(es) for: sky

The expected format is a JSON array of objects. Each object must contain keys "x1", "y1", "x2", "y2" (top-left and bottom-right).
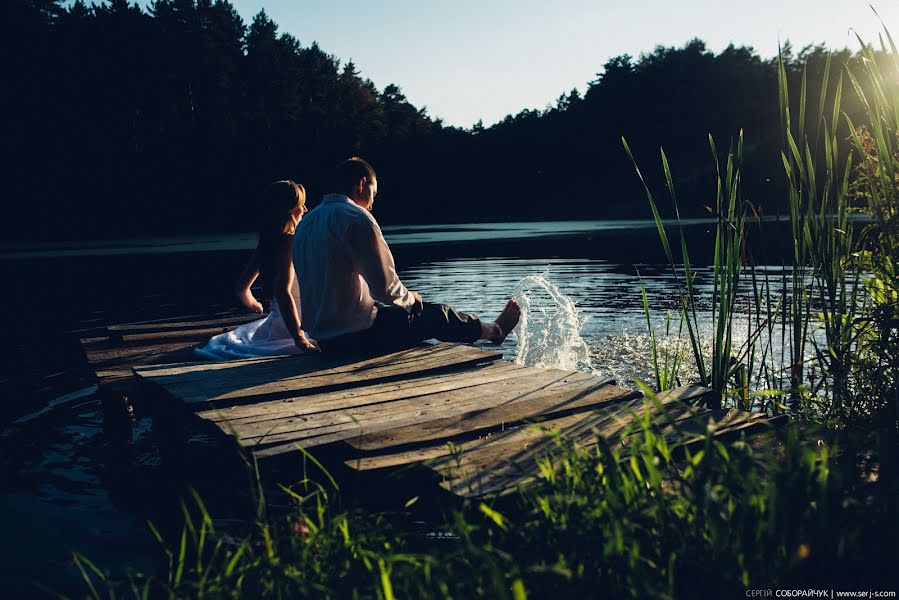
[{"x1": 142, "y1": 0, "x2": 899, "y2": 128}]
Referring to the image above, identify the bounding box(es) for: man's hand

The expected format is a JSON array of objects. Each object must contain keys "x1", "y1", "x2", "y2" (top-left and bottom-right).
[{"x1": 410, "y1": 290, "x2": 424, "y2": 315}]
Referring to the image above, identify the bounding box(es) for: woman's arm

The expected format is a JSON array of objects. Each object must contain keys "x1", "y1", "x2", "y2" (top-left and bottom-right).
[
  {"x1": 272, "y1": 235, "x2": 319, "y2": 351},
  {"x1": 235, "y1": 250, "x2": 264, "y2": 314}
]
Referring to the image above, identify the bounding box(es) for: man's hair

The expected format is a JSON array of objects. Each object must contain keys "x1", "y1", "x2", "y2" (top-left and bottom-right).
[{"x1": 332, "y1": 157, "x2": 377, "y2": 196}]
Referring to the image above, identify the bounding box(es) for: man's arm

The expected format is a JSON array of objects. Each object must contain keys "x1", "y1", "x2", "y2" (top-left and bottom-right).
[{"x1": 348, "y1": 213, "x2": 416, "y2": 310}]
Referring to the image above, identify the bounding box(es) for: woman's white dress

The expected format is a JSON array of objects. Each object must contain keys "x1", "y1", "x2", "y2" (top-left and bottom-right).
[{"x1": 195, "y1": 278, "x2": 304, "y2": 360}]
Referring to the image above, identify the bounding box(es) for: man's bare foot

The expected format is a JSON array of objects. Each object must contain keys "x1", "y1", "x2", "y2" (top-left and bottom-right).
[{"x1": 486, "y1": 299, "x2": 521, "y2": 344}]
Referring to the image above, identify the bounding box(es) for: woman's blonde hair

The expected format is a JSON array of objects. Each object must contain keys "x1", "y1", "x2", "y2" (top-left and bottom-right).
[{"x1": 261, "y1": 180, "x2": 306, "y2": 235}]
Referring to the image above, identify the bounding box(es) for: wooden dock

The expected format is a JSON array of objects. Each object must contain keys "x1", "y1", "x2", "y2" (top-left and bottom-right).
[{"x1": 79, "y1": 312, "x2": 777, "y2": 498}]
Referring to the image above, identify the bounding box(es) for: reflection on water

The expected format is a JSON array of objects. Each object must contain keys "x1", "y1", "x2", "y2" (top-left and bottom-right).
[
  {"x1": 401, "y1": 256, "x2": 679, "y2": 382},
  {"x1": 1, "y1": 398, "x2": 158, "y2": 592},
  {"x1": 0, "y1": 217, "x2": 725, "y2": 259},
  {"x1": 398, "y1": 256, "x2": 809, "y2": 387},
  {"x1": 383, "y1": 219, "x2": 719, "y2": 246}
]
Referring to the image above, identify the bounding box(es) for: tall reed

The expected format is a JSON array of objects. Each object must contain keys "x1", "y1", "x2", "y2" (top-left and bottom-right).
[
  {"x1": 842, "y1": 24, "x2": 899, "y2": 426},
  {"x1": 624, "y1": 134, "x2": 748, "y2": 410},
  {"x1": 633, "y1": 21, "x2": 898, "y2": 427},
  {"x1": 776, "y1": 49, "x2": 862, "y2": 420},
  {"x1": 776, "y1": 23, "x2": 898, "y2": 425}
]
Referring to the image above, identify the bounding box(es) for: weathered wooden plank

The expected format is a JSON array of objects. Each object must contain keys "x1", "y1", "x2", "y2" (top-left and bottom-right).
[
  {"x1": 436, "y1": 407, "x2": 773, "y2": 498},
  {"x1": 196, "y1": 360, "x2": 529, "y2": 424},
  {"x1": 138, "y1": 343, "x2": 502, "y2": 407},
  {"x1": 133, "y1": 352, "x2": 324, "y2": 375},
  {"x1": 343, "y1": 377, "x2": 630, "y2": 452},
  {"x1": 137, "y1": 342, "x2": 479, "y2": 379},
  {"x1": 78, "y1": 313, "x2": 268, "y2": 383},
  {"x1": 82, "y1": 326, "x2": 249, "y2": 348},
  {"x1": 652, "y1": 385, "x2": 718, "y2": 404},
  {"x1": 80, "y1": 313, "x2": 269, "y2": 371},
  {"x1": 81, "y1": 315, "x2": 261, "y2": 350},
  {"x1": 466, "y1": 411, "x2": 774, "y2": 498},
  {"x1": 108, "y1": 312, "x2": 228, "y2": 328},
  {"x1": 107, "y1": 314, "x2": 264, "y2": 336},
  {"x1": 346, "y1": 390, "x2": 698, "y2": 471},
  {"x1": 433, "y1": 399, "x2": 715, "y2": 477},
  {"x1": 83, "y1": 340, "x2": 202, "y2": 369},
  {"x1": 619, "y1": 408, "x2": 773, "y2": 448},
  {"x1": 114, "y1": 327, "x2": 252, "y2": 344},
  {"x1": 240, "y1": 369, "x2": 604, "y2": 455},
  {"x1": 138, "y1": 342, "x2": 467, "y2": 375},
  {"x1": 347, "y1": 385, "x2": 711, "y2": 471}
]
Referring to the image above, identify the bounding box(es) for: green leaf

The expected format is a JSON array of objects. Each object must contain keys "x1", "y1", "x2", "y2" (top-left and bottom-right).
[
  {"x1": 512, "y1": 578, "x2": 528, "y2": 600},
  {"x1": 479, "y1": 503, "x2": 509, "y2": 531}
]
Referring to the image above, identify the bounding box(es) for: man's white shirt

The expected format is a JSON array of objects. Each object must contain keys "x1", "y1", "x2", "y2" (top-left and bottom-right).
[{"x1": 292, "y1": 193, "x2": 415, "y2": 341}]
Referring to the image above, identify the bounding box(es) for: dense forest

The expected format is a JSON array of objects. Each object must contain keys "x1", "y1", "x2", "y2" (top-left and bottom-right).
[{"x1": 1, "y1": 0, "x2": 865, "y2": 241}]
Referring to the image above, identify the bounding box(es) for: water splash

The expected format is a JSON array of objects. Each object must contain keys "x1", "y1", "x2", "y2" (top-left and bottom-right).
[{"x1": 512, "y1": 271, "x2": 594, "y2": 373}]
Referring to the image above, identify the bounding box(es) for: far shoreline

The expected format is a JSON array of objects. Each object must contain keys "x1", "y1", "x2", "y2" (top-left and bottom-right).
[{"x1": 0, "y1": 214, "x2": 870, "y2": 261}]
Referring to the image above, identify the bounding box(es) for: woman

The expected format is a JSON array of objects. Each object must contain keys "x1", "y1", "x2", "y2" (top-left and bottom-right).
[{"x1": 197, "y1": 180, "x2": 319, "y2": 360}]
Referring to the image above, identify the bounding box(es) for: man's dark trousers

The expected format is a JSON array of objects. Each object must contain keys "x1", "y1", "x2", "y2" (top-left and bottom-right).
[{"x1": 321, "y1": 302, "x2": 481, "y2": 356}]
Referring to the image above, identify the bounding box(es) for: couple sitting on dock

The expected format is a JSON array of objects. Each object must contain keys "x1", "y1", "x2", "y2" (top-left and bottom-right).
[{"x1": 198, "y1": 157, "x2": 520, "y2": 360}]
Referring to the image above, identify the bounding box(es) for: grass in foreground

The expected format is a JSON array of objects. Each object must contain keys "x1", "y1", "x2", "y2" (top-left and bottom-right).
[{"x1": 71, "y1": 410, "x2": 897, "y2": 599}]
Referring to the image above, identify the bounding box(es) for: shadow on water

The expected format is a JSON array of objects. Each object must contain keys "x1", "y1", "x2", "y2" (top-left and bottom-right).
[{"x1": 0, "y1": 219, "x2": 797, "y2": 594}]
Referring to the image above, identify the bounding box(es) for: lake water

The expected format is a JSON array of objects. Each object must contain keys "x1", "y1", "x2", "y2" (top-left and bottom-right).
[{"x1": 0, "y1": 219, "x2": 798, "y2": 594}]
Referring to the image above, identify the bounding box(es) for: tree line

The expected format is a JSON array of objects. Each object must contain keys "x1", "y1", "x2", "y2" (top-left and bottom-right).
[{"x1": 1, "y1": 0, "x2": 868, "y2": 241}]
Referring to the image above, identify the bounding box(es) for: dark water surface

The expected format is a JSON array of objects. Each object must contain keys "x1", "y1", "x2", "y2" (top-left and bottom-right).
[{"x1": 0, "y1": 219, "x2": 794, "y2": 595}]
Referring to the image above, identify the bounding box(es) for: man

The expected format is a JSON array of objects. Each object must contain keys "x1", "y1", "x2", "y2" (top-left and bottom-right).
[{"x1": 293, "y1": 157, "x2": 520, "y2": 355}]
